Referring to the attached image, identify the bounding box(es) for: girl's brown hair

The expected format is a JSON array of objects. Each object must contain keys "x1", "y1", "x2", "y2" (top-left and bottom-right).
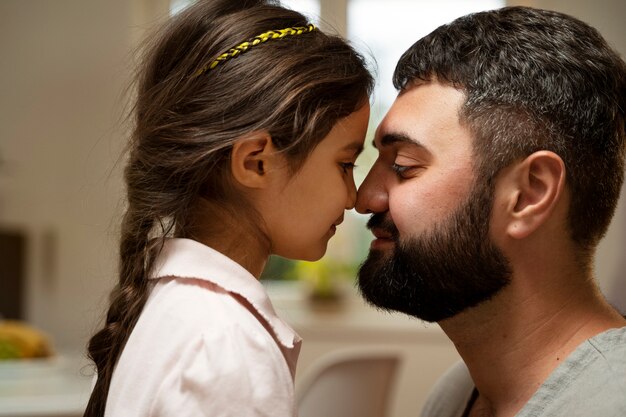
[{"x1": 84, "y1": 0, "x2": 373, "y2": 415}]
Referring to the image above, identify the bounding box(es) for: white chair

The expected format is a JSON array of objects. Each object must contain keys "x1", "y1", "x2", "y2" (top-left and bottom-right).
[{"x1": 296, "y1": 349, "x2": 402, "y2": 417}]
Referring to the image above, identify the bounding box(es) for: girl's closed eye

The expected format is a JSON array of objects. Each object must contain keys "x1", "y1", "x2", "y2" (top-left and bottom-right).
[{"x1": 340, "y1": 161, "x2": 357, "y2": 173}]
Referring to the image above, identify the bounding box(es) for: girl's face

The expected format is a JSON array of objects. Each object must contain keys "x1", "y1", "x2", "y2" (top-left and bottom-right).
[{"x1": 262, "y1": 104, "x2": 370, "y2": 261}]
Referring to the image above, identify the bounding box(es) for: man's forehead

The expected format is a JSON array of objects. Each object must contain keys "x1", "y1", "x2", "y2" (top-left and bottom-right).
[
  {"x1": 371, "y1": 99, "x2": 419, "y2": 149},
  {"x1": 373, "y1": 89, "x2": 421, "y2": 143},
  {"x1": 373, "y1": 83, "x2": 467, "y2": 144},
  {"x1": 372, "y1": 104, "x2": 406, "y2": 148}
]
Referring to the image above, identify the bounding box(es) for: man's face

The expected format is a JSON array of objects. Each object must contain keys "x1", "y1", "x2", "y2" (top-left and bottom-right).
[{"x1": 355, "y1": 82, "x2": 511, "y2": 322}]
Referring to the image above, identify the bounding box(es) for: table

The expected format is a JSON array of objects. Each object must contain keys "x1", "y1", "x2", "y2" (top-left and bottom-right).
[{"x1": 0, "y1": 355, "x2": 92, "y2": 417}]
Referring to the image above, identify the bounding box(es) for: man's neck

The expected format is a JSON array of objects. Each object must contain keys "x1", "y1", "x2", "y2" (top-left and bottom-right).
[{"x1": 439, "y1": 272, "x2": 626, "y2": 417}]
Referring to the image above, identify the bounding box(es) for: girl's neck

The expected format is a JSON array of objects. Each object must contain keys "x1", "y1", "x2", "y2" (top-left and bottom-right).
[{"x1": 187, "y1": 199, "x2": 270, "y2": 279}]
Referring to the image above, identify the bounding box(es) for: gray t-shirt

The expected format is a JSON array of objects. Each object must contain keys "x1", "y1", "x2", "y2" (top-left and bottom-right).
[{"x1": 420, "y1": 326, "x2": 626, "y2": 417}]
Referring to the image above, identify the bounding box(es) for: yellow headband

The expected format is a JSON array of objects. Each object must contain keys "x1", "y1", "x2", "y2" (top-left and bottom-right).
[{"x1": 195, "y1": 24, "x2": 317, "y2": 76}]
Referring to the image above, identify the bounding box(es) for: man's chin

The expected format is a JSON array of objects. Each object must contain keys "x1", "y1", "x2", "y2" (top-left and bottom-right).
[
  {"x1": 356, "y1": 244, "x2": 503, "y2": 323},
  {"x1": 356, "y1": 251, "x2": 403, "y2": 313}
]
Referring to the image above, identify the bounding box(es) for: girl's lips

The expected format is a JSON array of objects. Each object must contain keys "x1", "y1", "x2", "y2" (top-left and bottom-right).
[
  {"x1": 333, "y1": 216, "x2": 344, "y2": 227},
  {"x1": 327, "y1": 216, "x2": 343, "y2": 236}
]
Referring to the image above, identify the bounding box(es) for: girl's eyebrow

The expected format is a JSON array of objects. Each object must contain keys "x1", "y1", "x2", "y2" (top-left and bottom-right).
[{"x1": 342, "y1": 141, "x2": 364, "y2": 156}]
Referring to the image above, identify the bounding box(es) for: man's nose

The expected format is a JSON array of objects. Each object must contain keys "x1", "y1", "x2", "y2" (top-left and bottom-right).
[{"x1": 356, "y1": 164, "x2": 389, "y2": 214}]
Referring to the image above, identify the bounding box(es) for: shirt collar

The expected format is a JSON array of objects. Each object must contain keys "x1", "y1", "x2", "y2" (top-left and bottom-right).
[{"x1": 149, "y1": 238, "x2": 301, "y2": 351}]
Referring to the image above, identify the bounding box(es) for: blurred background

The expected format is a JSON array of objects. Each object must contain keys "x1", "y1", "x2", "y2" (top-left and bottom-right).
[{"x1": 1, "y1": 1, "x2": 625, "y2": 416}]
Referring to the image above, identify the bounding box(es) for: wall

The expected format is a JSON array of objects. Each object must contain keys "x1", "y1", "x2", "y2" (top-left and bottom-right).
[{"x1": 0, "y1": 0, "x2": 152, "y2": 352}]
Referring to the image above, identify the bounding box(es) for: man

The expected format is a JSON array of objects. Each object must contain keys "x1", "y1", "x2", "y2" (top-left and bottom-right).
[{"x1": 356, "y1": 6, "x2": 626, "y2": 417}]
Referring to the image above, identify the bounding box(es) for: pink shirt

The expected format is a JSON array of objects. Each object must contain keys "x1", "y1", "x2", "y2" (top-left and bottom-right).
[{"x1": 104, "y1": 238, "x2": 302, "y2": 416}]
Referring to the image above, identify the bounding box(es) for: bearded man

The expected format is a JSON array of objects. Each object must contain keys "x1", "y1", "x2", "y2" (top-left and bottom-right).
[{"x1": 356, "y1": 6, "x2": 626, "y2": 417}]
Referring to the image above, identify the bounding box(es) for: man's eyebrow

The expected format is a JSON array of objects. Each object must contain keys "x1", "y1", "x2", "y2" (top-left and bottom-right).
[{"x1": 372, "y1": 133, "x2": 426, "y2": 150}]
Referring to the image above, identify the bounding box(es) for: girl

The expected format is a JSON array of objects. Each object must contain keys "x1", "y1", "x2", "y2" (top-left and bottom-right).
[{"x1": 84, "y1": 0, "x2": 373, "y2": 416}]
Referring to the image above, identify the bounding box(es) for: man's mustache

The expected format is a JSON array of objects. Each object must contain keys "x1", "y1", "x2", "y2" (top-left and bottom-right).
[{"x1": 366, "y1": 213, "x2": 400, "y2": 240}]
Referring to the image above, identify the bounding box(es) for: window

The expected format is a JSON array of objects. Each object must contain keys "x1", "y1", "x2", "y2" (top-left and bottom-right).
[
  {"x1": 170, "y1": 0, "x2": 321, "y2": 20},
  {"x1": 281, "y1": 0, "x2": 321, "y2": 23},
  {"x1": 348, "y1": 0, "x2": 504, "y2": 120}
]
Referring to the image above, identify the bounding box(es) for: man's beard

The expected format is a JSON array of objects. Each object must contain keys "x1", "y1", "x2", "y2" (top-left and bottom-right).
[{"x1": 357, "y1": 178, "x2": 512, "y2": 322}]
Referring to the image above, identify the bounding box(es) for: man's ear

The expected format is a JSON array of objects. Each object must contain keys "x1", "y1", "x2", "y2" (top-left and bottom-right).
[
  {"x1": 501, "y1": 151, "x2": 566, "y2": 239},
  {"x1": 230, "y1": 131, "x2": 281, "y2": 189}
]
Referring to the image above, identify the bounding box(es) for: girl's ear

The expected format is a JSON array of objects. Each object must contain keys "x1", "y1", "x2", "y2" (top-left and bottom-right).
[
  {"x1": 499, "y1": 151, "x2": 566, "y2": 240},
  {"x1": 230, "y1": 132, "x2": 281, "y2": 189}
]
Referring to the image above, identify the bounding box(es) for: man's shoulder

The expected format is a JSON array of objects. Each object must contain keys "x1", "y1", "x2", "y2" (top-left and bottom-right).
[
  {"x1": 420, "y1": 327, "x2": 626, "y2": 417},
  {"x1": 587, "y1": 325, "x2": 626, "y2": 357},
  {"x1": 572, "y1": 325, "x2": 626, "y2": 380},
  {"x1": 519, "y1": 326, "x2": 626, "y2": 417},
  {"x1": 420, "y1": 361, "x2": 475, "y2": 417}
]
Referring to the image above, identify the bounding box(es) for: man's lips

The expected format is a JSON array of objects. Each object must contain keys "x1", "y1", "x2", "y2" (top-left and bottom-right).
[
  {"x1": 370, "y1": 227, "x2": 395, "y2": 249},
  {"x1": 371, "y1": 227, "x2": 393, "y2": 240},
  {"x1": 366, "y1": 213, "x2": 398, "y2": 249}
]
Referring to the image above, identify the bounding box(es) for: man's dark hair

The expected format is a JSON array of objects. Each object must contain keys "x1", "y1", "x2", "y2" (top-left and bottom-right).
[{"x1": 394, "y1": 6, "x2": 626, "y2": 254}]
